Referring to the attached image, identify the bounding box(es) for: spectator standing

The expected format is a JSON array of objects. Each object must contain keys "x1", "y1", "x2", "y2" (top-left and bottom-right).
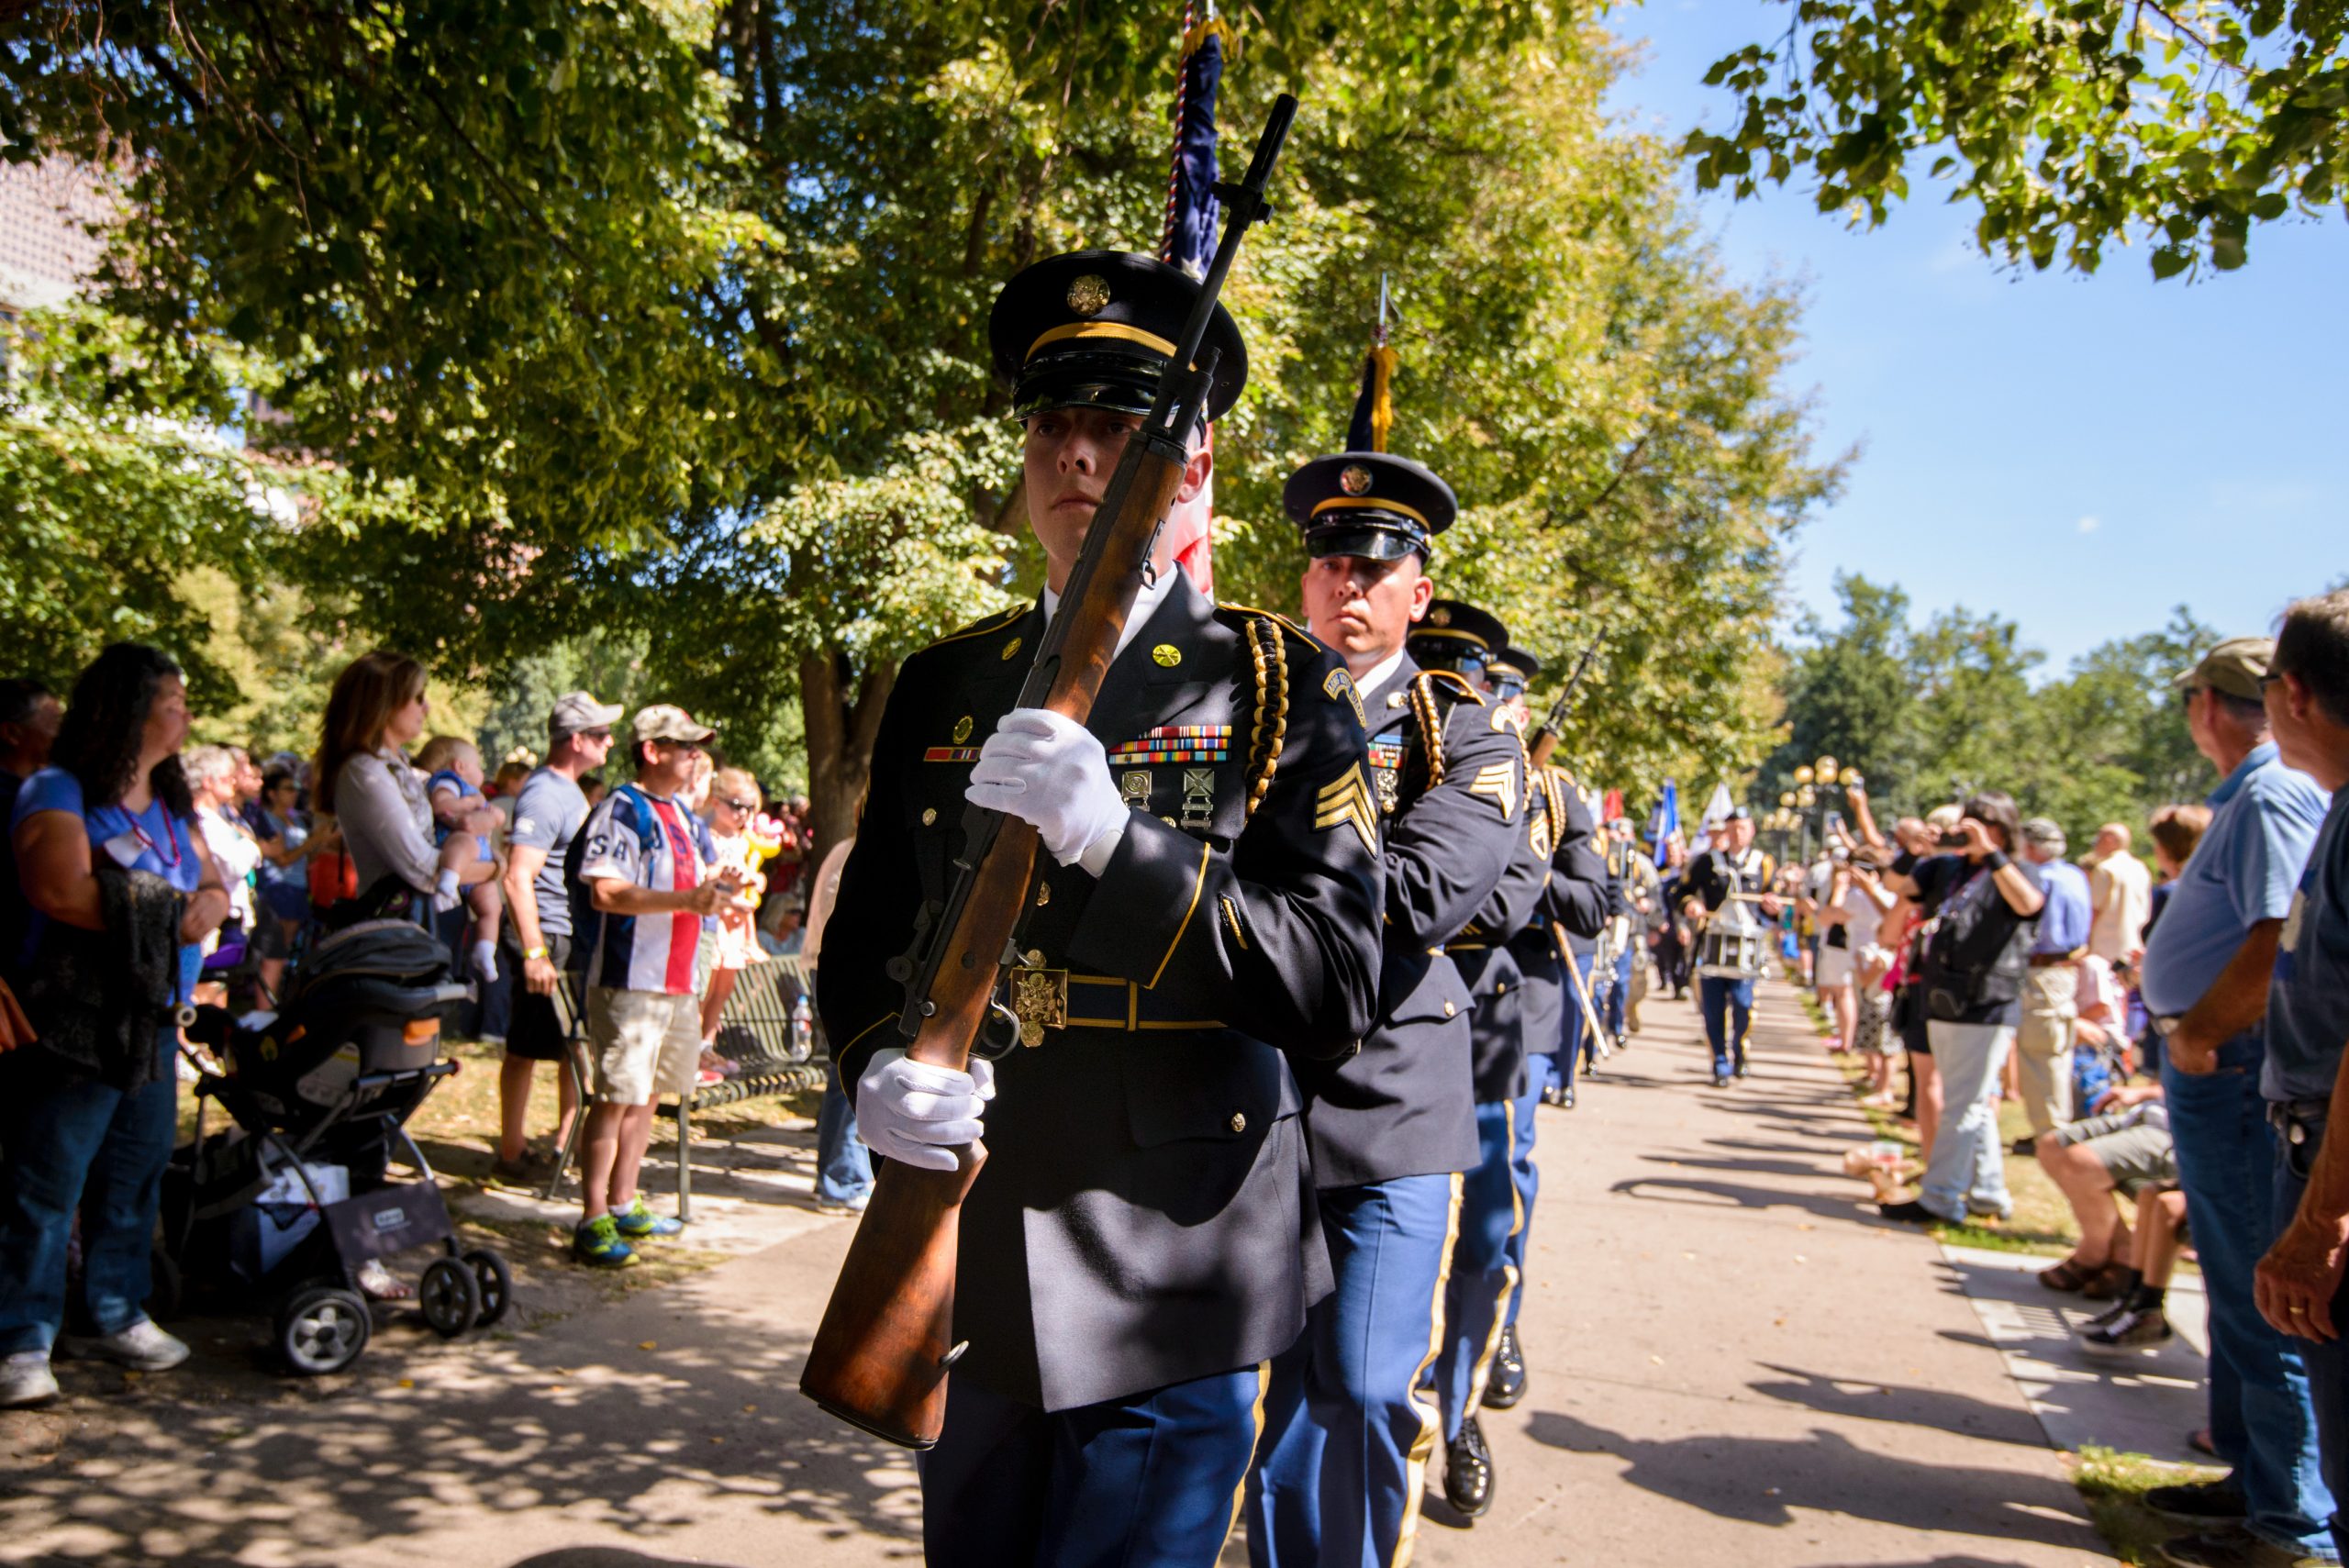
[
  {"x1": 315, "y1": 651, "x2": 496, "y2": 926},
  {"x1": 2139, "y1": 637, "x2": 2334, "y2": 1568},
  {"x1": 2088, "y1": 822, "x2": 2155, "y2": 965},
  {"x1": 1880, "y1": 792, "x2": 2045, "y2": 1226},
  {"x1": 2247, "y1": 592, "x2": 2349, "y2": 1568},
  {"x1": 569, "y1": 704, "x2": 739, "y2": 1267},
  {"x1": 696, "y1": 765, "x2": 766, "y2": 1079},
  {"x1": 243, "y1": 765, "x2": 313, "y2": 998},
  {"x1": 801, "y1": 831, "x2": 868, "y2": 1214},
  {"x1": 1, "y1": 645, "x2": 230, "y2": 1408},
  {"x1": 491, "y1": 693, "x2": 618, "y2": 1183},
  {"x1": 2018, "y1": 817, "x2": 2094, "y2": 1140},
  {"x1": 0, "y1": 678, "x2": 63, "y2": 988},
  {"x1": 184, "y1": 745, "x2": 262, "y2": 1004}
]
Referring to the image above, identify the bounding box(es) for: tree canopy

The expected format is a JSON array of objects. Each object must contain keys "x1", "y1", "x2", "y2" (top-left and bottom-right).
[{"x1": 1686, "y1": 1, "x2": 2348, "y2": 278}]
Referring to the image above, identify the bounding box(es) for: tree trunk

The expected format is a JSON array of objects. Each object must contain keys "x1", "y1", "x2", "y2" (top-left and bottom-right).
[{"x1": 800, "y1": 644, "x2": 898, "y2": 874}]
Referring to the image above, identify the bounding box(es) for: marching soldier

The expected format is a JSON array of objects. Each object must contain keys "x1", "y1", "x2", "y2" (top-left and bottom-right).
[
  {"x1": 1681, "y1": 805, "x2": 1781, "y2": 1086},
  {"x1": 1243, "y1": 451, "x2": 1527, "y2": 1568},
  {"x1": 1486, "y1": 647, "x2": 1611, "y2": 1418},
  {"x1": 816, "y1": 250, "x2": 1385, "y2": 1565}
]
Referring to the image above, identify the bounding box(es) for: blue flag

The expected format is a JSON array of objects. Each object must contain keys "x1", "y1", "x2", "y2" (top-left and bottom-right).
[{"x1": 1648, "y1": 779, "x2": 1679, "y2": 867}]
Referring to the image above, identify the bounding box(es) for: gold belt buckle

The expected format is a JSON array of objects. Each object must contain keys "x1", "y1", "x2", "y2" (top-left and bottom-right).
[{"x1": 1010, "y1": 957, "x2": 1068, "y2": 1048}]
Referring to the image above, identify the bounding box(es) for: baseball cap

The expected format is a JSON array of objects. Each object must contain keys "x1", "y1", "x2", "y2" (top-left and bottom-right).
[
  {"x1": 632, "y1": 703, "x2": 718, "y2": 746},
  {"x1": 549, "y1": 691, "x2": 624, "y2": 741},
  {"x1": 2174, "y1": 637, "x2": 2273, "y2": 703}
]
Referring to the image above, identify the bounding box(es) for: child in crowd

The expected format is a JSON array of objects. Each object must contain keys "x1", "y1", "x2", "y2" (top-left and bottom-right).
[{"x1": 416, "y1": 735, "x2": 504, "y2": 982}]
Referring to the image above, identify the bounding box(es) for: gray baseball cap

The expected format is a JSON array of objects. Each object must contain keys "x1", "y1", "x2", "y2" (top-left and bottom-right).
[{"x1": 549, "y1": 691, "x2": 624, "y2": 741}]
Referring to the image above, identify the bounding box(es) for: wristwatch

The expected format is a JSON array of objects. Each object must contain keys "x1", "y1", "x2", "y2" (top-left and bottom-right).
[{"x1": 524, "y1": 944, "x2": 548, "y2": 962}]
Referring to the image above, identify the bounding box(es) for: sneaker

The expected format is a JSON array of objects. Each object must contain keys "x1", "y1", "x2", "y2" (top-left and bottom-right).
[
  {"x1": 0, "y1": 1351, "x2": 59, "y2": 1407},
  {"x1": 612, "y1": 1197, "x2": 685, "y2": 1240},
  {"x1": 2144, "y1": 1480, "x2": 2247, "y2": 1525},
  {"x1": 2157, "y1": 1525, "x2": 2329, "y2": 1568},
  {"x1": 573, "y1": 1215, "x2": 638, "y2": 1268},
  {"x1": 2081, "y1": 1305, "x2": 2173, "y2": 1353},
  {"x1": 56, "y1": 1318, "x2": 189, "y2": 1372}
]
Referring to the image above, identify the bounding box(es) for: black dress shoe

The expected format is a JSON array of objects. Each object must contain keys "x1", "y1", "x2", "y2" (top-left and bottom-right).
[
  {"x1": 2143, "y1": 1479, "x2": 2247, "y2": 1524},
  {"x1": 1734, "y1": 1062, "x2": 1752, "y2": 1079},
  {"x1": 1712, "y1": 1071, "x2": 1731, "y2": 1089},
  {"x1": 1483, "y1": 1326, "x2": 1527, "y2": 1409},
  {"x1": 1443, "y1": 1414, "x2": 1495, "y2": 1519}
]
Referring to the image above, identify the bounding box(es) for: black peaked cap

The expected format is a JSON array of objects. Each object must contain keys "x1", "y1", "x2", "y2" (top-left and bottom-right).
[
  {"x1": 989, "y1": 250, "x2": 1247, "y2": 425},
  {"x1": 1284, "y1": 450, "x2": 1459, "y2": 562}
]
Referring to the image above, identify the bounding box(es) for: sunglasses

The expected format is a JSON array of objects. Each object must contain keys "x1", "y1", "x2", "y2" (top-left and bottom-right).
[
  {"x1": 578, "y1": 728, "x2": 614, "y2": 742},
  {"x1": 721, "y1": 796, "x2": 758, "y2": 814}
]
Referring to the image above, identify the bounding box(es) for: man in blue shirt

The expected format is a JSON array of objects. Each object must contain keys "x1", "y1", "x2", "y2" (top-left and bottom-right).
[
  {"x1": 2250, "y1": 591, "x2": 2349, "y2": 1568},
  {"x1": 2018, "y1": 817, "x2": 2095, "y2": 1138},
  {"x1": 2140, "y1": 636, "x2": 2336, "y2": 1568}
]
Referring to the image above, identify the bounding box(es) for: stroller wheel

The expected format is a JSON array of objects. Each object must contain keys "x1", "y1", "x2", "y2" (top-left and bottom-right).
[
  {"x1": 418, "y1": 1256, "x2": 482, "y2": 1338},
  {"x1": 462, "y1": 1249, "x2": 513, "y2": 1329},
  {"x1": 276, "y1": 1286, "x2": 372, "y2": 1375}
]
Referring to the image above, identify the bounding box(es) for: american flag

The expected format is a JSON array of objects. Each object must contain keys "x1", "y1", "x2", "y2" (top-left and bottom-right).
[{"x1": 1157, "y1": 8, "x2": 1230, "y2": 595}]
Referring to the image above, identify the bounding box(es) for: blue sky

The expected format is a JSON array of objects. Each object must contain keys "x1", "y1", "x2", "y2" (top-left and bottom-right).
[{"x1": 1609, "y1": 3, "x2": 2344, "y2": 676}]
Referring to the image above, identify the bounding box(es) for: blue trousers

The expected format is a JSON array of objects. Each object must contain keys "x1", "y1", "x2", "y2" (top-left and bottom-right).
[
  {"x1": 2165, "y1": 1040, "x2": 2335, "y2": 1558},
  {"x1": 2277, "y1": 1108, "x2": 2349, "y2": 1562},
  {"x1": 1435, "y1": 1100, "x2": 1521, "y2": 1442},
  {"x1": 813, "y1": 1073, "x2": 872, "y2": 1205},
  {"x1": 0, "y1": 1029, "x2": 179, "y2": 1356},
  {"x1": 1246, "y1": 1171, "x2": 1460, "y2": 1568},
  {"x1": 1503, "y1": 1056, "x2": 1550, "y2": 1333},
  {"x1": 1600, "y1": 942, "x2": 1633, "y2": 1038},
  {"x1": 921, "y1": 1365, "x2": 1267, "y2": 1567},
  {"x1": 1557, "y1": 952, "x2": 1600, "y2": 1091},
  {"x1": 1698, "y1": 974, "x2": 1754, "y2": 1075}
]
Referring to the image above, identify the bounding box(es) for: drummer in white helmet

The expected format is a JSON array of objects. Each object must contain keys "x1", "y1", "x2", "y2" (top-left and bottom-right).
[{"x1": 1679, "y1": 806, "x2": 1781, "y2": 1087}]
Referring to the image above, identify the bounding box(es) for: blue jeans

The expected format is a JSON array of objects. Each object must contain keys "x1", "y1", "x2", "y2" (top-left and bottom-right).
[
  {"x1": 2166, "y1": 1038, "x2": 2334, "y2": 1558},
  {"x1": 0, "y1": 1028, "x2": 179, "y2": 1356},
  {"x1": 813, "y1": 1073, "x2": 871, "y2": 1205},
  {"x1": 1698, "y1": 974, "x2": 1754, "y2": 1076},
  {"x1": 1246, "y1": 1172, "x2": 1459, "y2": 1568},
  {"x1": 1920, "y1": 1019, "x2": 2015, "y2": 1222},
  {"x1": 2277, "y1": 1106, "x2": 2349, "y2": 1562}
]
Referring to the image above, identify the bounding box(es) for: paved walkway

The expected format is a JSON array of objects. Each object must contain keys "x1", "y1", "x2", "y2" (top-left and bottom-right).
[{"x1": 1, "y1": 978, "x2": 2129, "y2": 1567}]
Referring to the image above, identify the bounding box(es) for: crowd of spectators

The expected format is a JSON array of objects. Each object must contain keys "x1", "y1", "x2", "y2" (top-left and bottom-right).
[{"x1": 0, "y1": 643, "x2": 849, "y2": 1407}]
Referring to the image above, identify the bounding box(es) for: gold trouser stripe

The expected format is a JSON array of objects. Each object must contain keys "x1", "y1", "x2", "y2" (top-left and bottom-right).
[
  {"x1": 1464, "y1": 1113, "x2": 1526, "y2": 1419},
  {"x1": 1395, "y1": 1171, "x2": 1464, "y2": 1568},
  {"x1": 1221, "y1": 1359, "x2": 1274, "y2": 1551},
  {"x1": 1146, "y1": 839, "x2": 1212, "y2": 990}
]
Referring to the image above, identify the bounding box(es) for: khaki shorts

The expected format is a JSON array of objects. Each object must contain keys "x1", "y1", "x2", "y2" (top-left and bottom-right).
[
  {"x1": 584, "y1": 985, "x2": 703, "y2": 1106},
  {"x1": 2055, "y1": 1110, "x2": 2178, "y2": 1196}
]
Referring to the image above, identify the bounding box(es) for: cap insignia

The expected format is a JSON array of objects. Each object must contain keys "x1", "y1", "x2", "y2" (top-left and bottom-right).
[
  {"x1": 1429, "y1": 606, "x2": 1452, "y2": 627},
  {"x1": 952, "y1": 714, "x2": 974, "y2": 745},
  {"x1": 1339, "y1": 463, "x2": 1374, "y2": 496},
  {"x1": 1152, "y1": 643, "x2": 1183, "y2": 668},
  {"x1": 1067, "y1": 274, "x2": 1110, "y2": 317}
]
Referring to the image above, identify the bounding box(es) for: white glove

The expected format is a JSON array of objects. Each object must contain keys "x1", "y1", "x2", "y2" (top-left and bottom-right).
[
  {"x1": 853, "y1": 1047, "x2": 996, "y2": 1173},
  {"x1": 965, "y1": 707, "x2": 1130, "y2": 869}
]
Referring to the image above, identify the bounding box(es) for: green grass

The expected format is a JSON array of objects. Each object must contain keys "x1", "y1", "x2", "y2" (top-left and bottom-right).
[{"x1": 2073, "y1": 1445, "x2": 2228, "y2": 1566}]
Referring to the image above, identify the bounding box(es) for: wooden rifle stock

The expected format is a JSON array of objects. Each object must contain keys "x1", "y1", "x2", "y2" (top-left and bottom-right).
[{"x1": 799, "y1": 95, "x2": 1297, "y2": 1451}]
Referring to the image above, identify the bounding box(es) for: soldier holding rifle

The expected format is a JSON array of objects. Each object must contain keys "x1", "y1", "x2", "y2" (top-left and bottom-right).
[
  {"x1": 1242, "y1": 438, "x2": 1529, "y2": 1566},
  {"x1": 812, "y1": 220, "x2": 1387, "y2": 1554}
]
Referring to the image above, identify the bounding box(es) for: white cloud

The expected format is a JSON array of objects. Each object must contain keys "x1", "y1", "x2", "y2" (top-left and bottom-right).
[{"x1": 2076, "y1": 515, "x2": 2101, "y2": 534}]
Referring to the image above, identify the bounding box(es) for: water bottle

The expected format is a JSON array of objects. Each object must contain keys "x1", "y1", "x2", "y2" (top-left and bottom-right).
[{"x1": 789, "y1": 993, "x2": 814, "y2": 1062}]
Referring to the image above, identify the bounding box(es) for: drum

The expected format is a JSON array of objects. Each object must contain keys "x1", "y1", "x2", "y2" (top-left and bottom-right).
[{"x1": 1696, "y1": 920, "x2": 1766, "y2": 980}]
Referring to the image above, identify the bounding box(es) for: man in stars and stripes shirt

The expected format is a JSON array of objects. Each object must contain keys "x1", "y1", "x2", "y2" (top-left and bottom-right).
[{"x1": 565, "y1": 703, "x2": 741, "y2": 1268}]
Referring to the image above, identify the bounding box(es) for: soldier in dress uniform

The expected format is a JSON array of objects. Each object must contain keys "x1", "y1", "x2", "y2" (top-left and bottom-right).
[
  {"x1": 1550, "y1": 782, "x2": 1621, "y2": 1109},
  {"x1": 816, "y1": 249, "x2": 1385, "y2": 1567},
  {"x1": 1485, "y1": 647, "x2": 1610, "y2": 1417},
  {"x1": 1679, "y1": 805, "x2": 1782, "y2": 1086},
  {"x1": 1404, "y1": 624, "x2": 1602, "y2": 1518},
  {"x1": 1241, "y1": 450, "x2": 1527, "y2": 1568}
]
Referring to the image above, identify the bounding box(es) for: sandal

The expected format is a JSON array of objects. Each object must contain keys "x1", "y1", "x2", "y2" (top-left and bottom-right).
[{"x1": 2036, "y1": 1255, "x2": 2107, "y2": 1293}]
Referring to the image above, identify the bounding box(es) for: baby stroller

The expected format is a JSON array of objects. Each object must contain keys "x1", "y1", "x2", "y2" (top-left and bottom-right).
[{"x1": 161, "y1": 918, "x2": 513, "y2": 1375}]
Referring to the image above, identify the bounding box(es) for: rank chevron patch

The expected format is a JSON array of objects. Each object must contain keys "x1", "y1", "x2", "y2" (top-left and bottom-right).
[
  {"x1": 1468, "y1": 760, "x2": 1520, "y2": 821},
  {"x1": 1313, "y1": 763, "x2": 1379, "y2": 853}
]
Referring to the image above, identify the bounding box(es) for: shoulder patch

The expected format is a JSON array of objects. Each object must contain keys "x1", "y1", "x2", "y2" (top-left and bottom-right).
[
  {"x1": 1467, "y1": 759, "x2": 1520, "y2": 822},
  {"x1": 927, "y1": 603, "x2": 1027, "y2": 651},
  {"x1": 1491, "y1": 703, "x2": 1526, "y2": 735},
  {"x1": 1323, "y1": 668, "x2": 1367, "y2": 729}
]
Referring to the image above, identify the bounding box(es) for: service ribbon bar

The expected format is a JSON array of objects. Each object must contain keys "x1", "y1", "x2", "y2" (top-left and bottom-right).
[{"x1": 923, "y1": 747, "x2": 983, "y2": 763}]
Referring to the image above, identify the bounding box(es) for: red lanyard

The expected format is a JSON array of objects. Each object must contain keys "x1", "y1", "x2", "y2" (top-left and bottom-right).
[{"x1": 113, "y1": 806, "x2": 184, "y2": 869}]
